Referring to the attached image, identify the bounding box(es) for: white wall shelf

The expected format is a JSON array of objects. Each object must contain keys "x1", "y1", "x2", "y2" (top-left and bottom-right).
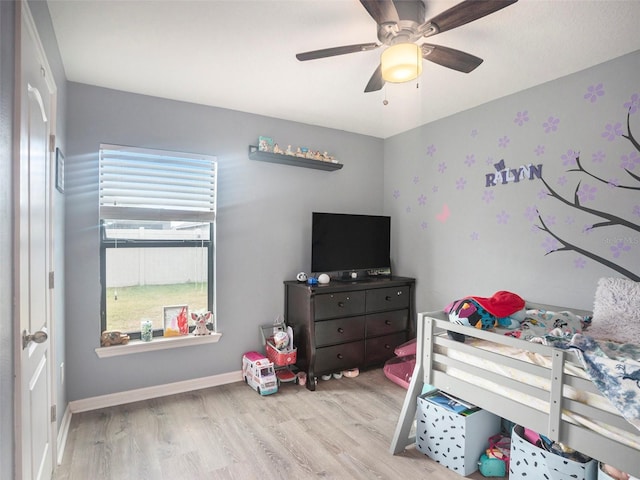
[{"x1": 248, "y1": 145, "x2": 343, "y2": 171}]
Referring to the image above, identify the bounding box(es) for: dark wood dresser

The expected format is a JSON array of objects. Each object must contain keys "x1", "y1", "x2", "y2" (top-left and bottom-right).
[{"x1": 284, "y1": 276, "x2": 415, "y2": 390}]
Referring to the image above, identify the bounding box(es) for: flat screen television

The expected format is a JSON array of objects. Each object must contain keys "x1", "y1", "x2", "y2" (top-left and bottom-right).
[{"x1": 311, "y1": 212, "x2": 391, "y2": 279}]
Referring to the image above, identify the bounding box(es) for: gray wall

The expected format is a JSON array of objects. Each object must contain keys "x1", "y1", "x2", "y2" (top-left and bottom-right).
[
  {"x1": 65, "y1": 83, "x2": 384, "y2": 401},
  {"x1": 385, "y1": 50, "x2": 640, "y2": 314}
]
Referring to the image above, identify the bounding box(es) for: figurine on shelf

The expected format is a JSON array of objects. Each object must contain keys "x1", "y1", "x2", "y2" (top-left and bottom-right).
[
  {"x1": 258, "y1": 136, "x2": 274, "y2": 152},
  {"x1": 273, "y1": 143, "x2": 283, "y2": 154},
  {"x1": 285, "y1": 145, "x2": 293, "y2": 156},
  {"x1": 305, "y1": 149, "x2": 314, "y2": 159},
  {"x1": 295, "y1": 147, "x2": 305, "y2": 157}
]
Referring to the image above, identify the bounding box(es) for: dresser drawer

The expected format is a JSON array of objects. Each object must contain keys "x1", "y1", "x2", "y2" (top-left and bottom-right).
[
  {"x1": 315, "y1": 316, "x2": 365, "y2": 347},
  {"x1": 315, "y1": 341, "x2": 365, "y2": 374},
  {"x1": 315, "y1": 291, "x2": 365, "y2": 320},
  {"x1": 366, "y1": 310, "x2": 408, "y2": 337},
  {"x1": 366, "y1": 286, "x2": 410, "y2": 313},
  {"x1": 365, "y1": 332, "x2": 408, "y2": 365}
]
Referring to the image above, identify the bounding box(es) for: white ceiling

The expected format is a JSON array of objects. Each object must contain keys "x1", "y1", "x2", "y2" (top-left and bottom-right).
[{"x1": 47, "y1": 0, "x2": 640, "y2": 139}]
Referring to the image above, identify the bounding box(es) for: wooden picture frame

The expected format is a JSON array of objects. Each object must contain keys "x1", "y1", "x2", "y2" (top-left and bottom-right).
[
  {"x1": 163, "y1": 305, "x2": 189, "y2": 337},
  {"x1": 55, "y1": 147, "x2": 65, "y2": 193}
]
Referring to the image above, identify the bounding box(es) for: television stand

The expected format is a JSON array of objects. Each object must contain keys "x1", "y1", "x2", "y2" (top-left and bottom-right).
[{"x1": 284, "y1": 276, "x2": 415, "y2": 391}]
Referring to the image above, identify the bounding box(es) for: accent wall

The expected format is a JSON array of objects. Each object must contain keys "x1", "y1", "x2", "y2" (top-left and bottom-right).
[{"x1": 385, "y1": 50, "x2": 640, "y2": 313}]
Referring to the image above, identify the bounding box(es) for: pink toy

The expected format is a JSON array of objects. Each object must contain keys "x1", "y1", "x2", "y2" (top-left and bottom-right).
[{"x1": 191, "y1": 311, "x2": 212, "y2": 336}]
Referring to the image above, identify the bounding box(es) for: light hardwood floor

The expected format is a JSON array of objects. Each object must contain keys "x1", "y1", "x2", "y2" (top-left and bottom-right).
[{"x1": 54, "y1": 368, "x2": 496, "y2": 479}]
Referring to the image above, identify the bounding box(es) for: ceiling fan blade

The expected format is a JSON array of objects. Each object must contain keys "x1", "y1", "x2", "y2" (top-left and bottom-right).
[
  {"x1": 296, "y1": 42, "x2": 380, "y2": 61},
  {"x1": 422, "y1": 44, "x2": 483, "y2": 73},
  {"x1": 360, "y1": 0, "x2": 400, "y2": 25},
  {"x1": 364, "y1": 64, "x2": 384, "y2": 93},
  {"x1": 424, "y1": 0, "x2": 518, "y2": 36}
]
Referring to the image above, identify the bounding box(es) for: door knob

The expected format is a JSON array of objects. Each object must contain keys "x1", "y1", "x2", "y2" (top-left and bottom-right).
[{"x1": 22, "y1": 329, "x2": 48, "y2": 349}]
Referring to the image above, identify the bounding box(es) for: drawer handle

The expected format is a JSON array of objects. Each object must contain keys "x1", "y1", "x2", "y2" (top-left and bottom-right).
[
  {"x1": 385, "y1": 320, "x2": 392, "y2": 326},
  {"x1": 337, "y1": 353, "x2": 343, "y2": 359},
  {"x1": 385, "y1": 344, "x2": 391, "y2": 349},
  {"x1": 337, "y1": 327, "x2": 344, "y2": 334},
  {"x1": 385, "y1": 296, "x2": 392, "y2": 301},
  {"x1": 338, "y1": 301, "x2": 345, "y2": 308}
]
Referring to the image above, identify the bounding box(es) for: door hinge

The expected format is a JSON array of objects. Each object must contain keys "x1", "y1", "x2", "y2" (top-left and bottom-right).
[
  {"x1": 51, "y1": 405, "x2": 57, "y2": 423},
  {"x1": 49, "y1": 134, "x2": 56, "y2": 153},
  {"x1": 49, "y1": 271, "x2": 54, "y2": 289}
]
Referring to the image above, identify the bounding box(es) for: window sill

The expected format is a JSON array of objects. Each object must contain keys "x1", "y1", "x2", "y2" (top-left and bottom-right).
[{"x1": 95, "y1": 332, "x2": 222, "y2": 358}]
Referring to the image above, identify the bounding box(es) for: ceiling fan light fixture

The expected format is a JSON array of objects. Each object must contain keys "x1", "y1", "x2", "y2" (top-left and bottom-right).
[{"x1": 381, "y1": 43, "x2": 423, "y2": 83}]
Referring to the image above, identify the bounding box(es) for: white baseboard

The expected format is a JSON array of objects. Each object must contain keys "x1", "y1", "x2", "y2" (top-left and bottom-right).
[
  {"x1": 56, "y1": 405, "x2": 72, "y2": 465},
  {"x1": 68, "y1": 370, "x2": 242, "y2": 413}
]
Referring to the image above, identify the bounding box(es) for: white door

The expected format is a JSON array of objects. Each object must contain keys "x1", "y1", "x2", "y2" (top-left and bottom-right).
[{"x1": 17, "y1": 3, "x2": 56, "y2": 479}]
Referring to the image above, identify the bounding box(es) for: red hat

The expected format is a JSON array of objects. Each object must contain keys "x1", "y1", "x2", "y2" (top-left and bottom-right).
[{"x1": 469, "y1": 291, "x2": 525, "y2": 318}]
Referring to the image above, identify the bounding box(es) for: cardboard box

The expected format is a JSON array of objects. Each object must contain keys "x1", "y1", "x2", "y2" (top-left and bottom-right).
[
  {"x1": 510, "y1": 425, "x2": 597, "y2": 480},
  {"x1": 416, "y1": 392, "x2": 501, "y2": 476}
]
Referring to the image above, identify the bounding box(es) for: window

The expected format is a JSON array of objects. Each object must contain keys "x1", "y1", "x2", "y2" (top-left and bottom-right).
[{"x1": 99, "y1": 144, "x2": 216, "y2": 340}]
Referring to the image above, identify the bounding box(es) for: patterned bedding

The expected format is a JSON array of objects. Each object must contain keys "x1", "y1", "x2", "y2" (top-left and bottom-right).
[
  {"x1": 545, "y1": 334, "x2": 640, "y2": 433},
  {"x1": 494, "y1": 308, "x2": 640, "y2": 434}
]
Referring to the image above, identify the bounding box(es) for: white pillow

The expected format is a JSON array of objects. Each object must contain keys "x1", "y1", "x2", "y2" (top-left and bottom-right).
[{"x1": 587, "y1": 277, "x2": 640, "y2": 344}]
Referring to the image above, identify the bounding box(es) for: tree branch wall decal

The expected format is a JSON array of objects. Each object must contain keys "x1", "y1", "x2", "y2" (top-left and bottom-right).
[{"x1": 536, "y1": 103, "x2": 640, "y2": 281}]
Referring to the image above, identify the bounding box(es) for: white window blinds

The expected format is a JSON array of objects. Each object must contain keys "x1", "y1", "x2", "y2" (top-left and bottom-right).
[{"x1": 99, "y1": 144, "x2": 217, "y2": 222}]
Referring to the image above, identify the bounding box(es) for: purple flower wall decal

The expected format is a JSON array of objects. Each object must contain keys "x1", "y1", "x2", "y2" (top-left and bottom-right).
[
  {"x1": 584, "y1": 83, "x2": 604, "y2": 103},
  {"x1": 560, "y1": 149, "x2": 579, "y2": 167},
  {"x1": 607, "y1": 178, "x2": 620, "y2": 188},
  {"x1": 465, "y1": 154, "x2": 476, "y2": 167},
  {"x1": 471, "y1": 129, "x2": 478, "y2": 138},
  {"x1": 574, "y1": 257, "x2": 586, "y2": 269},
  {"x1": 524, "y1": 206, "x2": 537, "y2": 222},
  {"x1": 543, "y1": 116, "x2": 560, "y2": 133},
  {"x1": 565, "y1": 216, "x2": 575, "y2": 225},
  {"x1": 393, "y1": 189, "x2": 400, "y2": 199},
  {"x1": 455, "y1": 177, "x2": 467, "y2": 190},
  {"x1": 432, "y1": 185, "x2": 439, "y2": 193},
  {"x1": 577, "y1": 183, "x2": 597, "y2": 203},
  {"x1": 544, "y1": 215, "x2": 556, "y2": 226},
  {"x1": 421, "y1": 221, "x2": 428, "y2": 230},
  {"x1": 557, "y1": 176, "x2": 568, "y2": 186},
  {"x1": 514, "y1": 110, "x2": 529, "y2": 126},
  {"x1": 592, "y1": 150, "x2": 605, "y2": 163},
  {"x1": 498, "y1": 135, "x2": 510, "y2": 148},
  {"x1": 418, "y1": 194, "x2": 427, "y2": 206},
  {"x1": 482, "y1": 190, "x2": 495, "y2": 204},
  {"x1": 542, "y1": 237, "x2": 560, "y2": 253},
  {"x1": 496, "y1": 210, "x2": 510, "y2": 224},
  {"x1": 534, "y1": 145, "x2": 545, "y2": 156},
  {"x1": 427, "y1": 144, "x2": 437, "y2": 156},
  {"x1": 470, "y1": 231, "x2": 479, "y2": 240},
  {"x1": 413, "y1": 176, "x2": 420, "y2": 184},
  {"x1": 438, "y1": 162, "x2": 447, "y2": 173},
  {"x1": 601, "y1": 122, "x2": 623, "y2": 141},
  {"x1": 610, "y1": 241, "x2": 631, "y2": 258},
  {"x1": 624, "y1": 93, "x2": 639, "y2": 114},
  {"x1": 537, "y1": 189, "x2": 549, "y2": 200},
  {"x1": 634, "y1": 205, "x2": 640, "y2": 218},
  {"x1": 620, "y1": 151, "x2": 640, "y2": 170}
]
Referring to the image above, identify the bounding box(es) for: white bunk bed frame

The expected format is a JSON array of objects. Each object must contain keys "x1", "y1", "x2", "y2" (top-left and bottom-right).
[{"x1": 390, "y1": 306, "x2": 640, "y2": 477}]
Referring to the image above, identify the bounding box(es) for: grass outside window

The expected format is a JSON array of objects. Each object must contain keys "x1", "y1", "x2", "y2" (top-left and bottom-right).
[{"x1": 106, "y1": 283, "x2": 208, "y2": 333}]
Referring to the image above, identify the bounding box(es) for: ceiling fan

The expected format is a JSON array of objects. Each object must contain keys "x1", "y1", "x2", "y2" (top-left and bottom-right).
[{"x1": 295, "y1": 0, "x2": 518, "y2": 92}]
